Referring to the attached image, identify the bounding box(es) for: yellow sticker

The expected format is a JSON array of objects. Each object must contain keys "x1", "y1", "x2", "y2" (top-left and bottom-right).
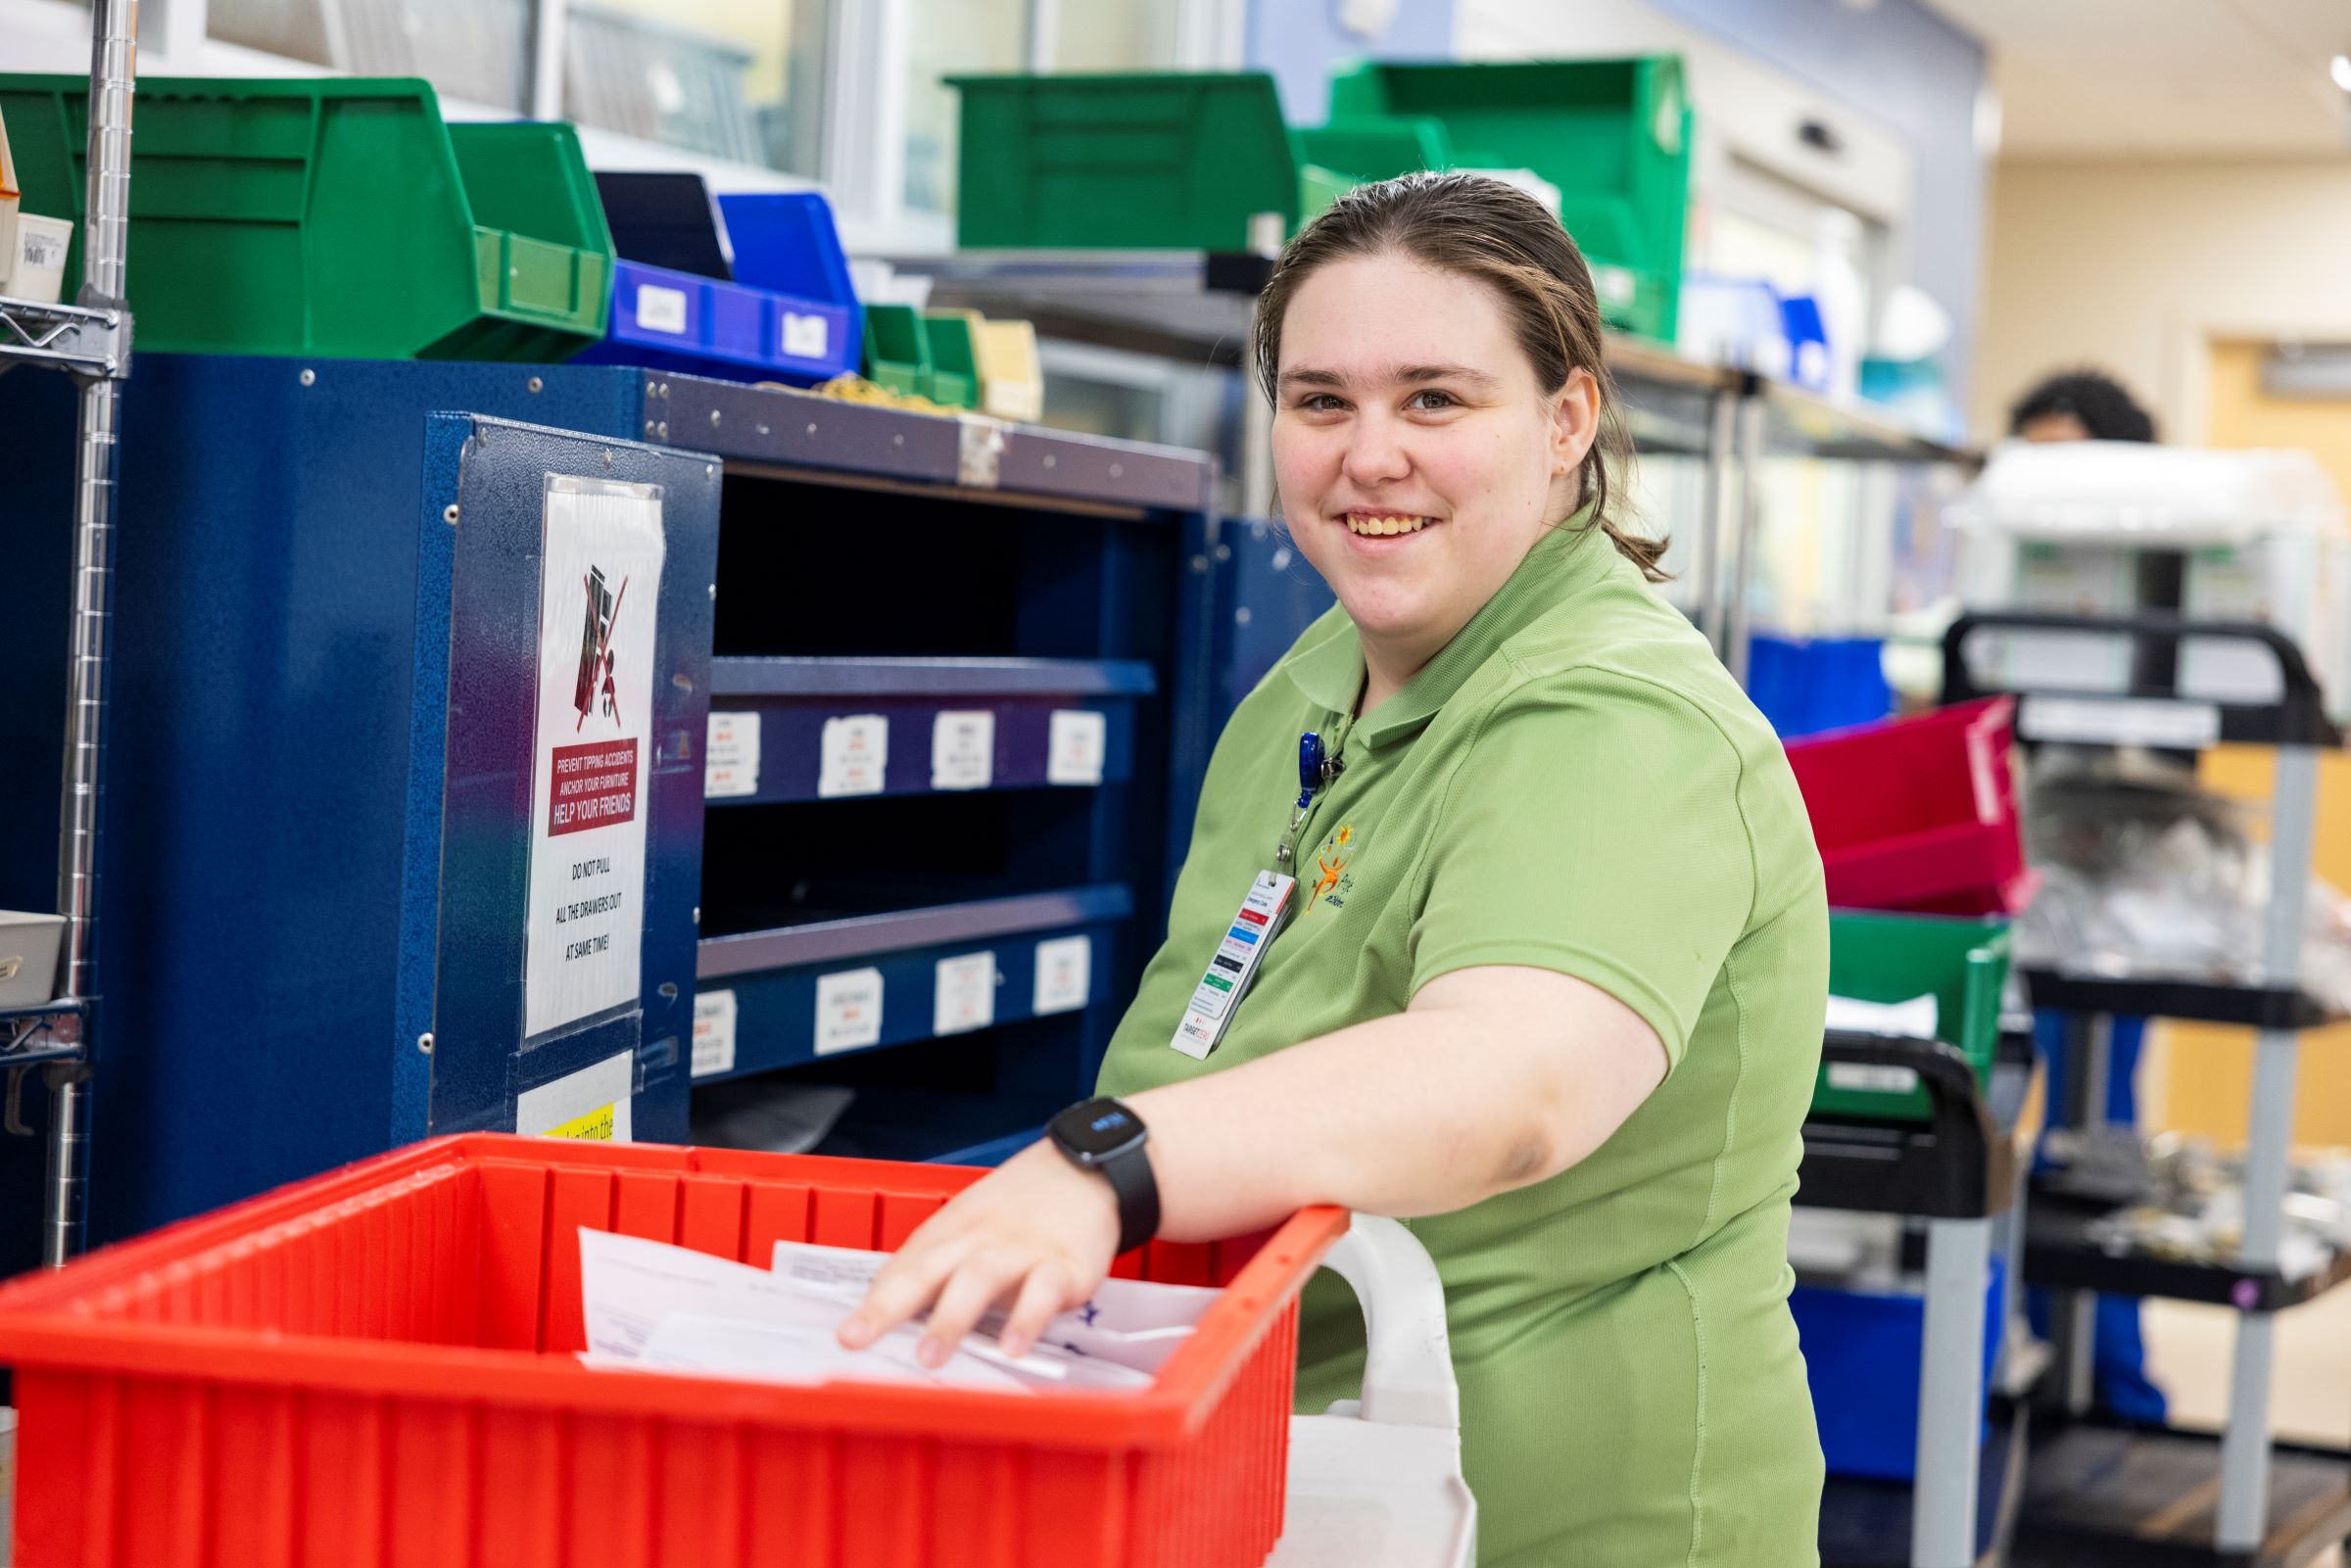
[{"x1": 544, "y1": 1103, "x2": 616, "y2": 1141}]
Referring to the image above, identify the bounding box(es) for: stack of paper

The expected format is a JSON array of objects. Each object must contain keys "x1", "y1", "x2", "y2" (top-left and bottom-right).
[{"x1": 577, "y1": 1228, "x2": 1221, "y2": 1395}]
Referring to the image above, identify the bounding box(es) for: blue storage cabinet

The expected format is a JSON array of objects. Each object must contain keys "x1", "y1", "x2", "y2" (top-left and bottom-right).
[
  {"x1": 0, "y1": 358, "x2": 719, "y2": 1263},
  {"x1": 679, "y1": 393, "x2": 1218, "y2": 1164},
  {"x1": 0, "y1": 361, "x2": 1218, "y2": 1270}
]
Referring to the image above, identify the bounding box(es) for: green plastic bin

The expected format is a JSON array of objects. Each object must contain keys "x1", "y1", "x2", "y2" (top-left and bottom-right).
[
  {"x1": 862, "y1": 304, "x2": 934, "y2": 398},
  {"x1": 922, "y1": 310, "x2": 983, "y2": 408},
  {"x1": 0, "y1": 74, "x2": 612, "y2": 360},
  {"x1": 1328, "y1": 58, "x2": 1693, "y2": 341},
  {"x1": 1818, "y1": 912, "x2": 2011, "y2": 1122},
  {"x1": 1296, "y1": 116, "x2": 1453, "y2": 185},
  {"x1": 949, "y1": 71, "x2": 1302, "y2": 251}
]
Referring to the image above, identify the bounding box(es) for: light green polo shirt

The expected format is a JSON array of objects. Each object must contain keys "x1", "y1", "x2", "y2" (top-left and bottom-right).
[{"x1": 1099, "y1": 515, "x2": 1829, "y2": 1567}]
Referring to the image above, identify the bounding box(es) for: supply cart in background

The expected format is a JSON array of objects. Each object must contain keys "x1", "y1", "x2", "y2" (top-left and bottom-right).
[
  {"x1": 1783, "y1": 699, "x2": 2041, "y2": 1568},
  {"x1": 1944, "y1": 610, "x2": 2351, "y2": 1568},
  {"x1": 0, "y1": 1136, "x2": 1472, "y2": 1567}
]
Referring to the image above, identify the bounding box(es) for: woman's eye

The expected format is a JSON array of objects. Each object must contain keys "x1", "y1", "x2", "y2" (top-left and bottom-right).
[
  {"x1": 1408, "y1": 389, "x2": 1461, "y2": 411},
  {"x1": 1298, "y1": 394, "x2": 1348, "y2": 413}
]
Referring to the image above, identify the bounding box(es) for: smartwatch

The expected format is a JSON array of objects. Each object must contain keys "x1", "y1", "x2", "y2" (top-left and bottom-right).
[{"x1": 1046, "y1": 1097, "x2": 1161, "y2": 1256}]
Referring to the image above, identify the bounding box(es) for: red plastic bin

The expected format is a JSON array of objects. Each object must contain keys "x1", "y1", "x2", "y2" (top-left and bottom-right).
[
  {"x1": 0, "y1": 1134, "x2": 1349, "y2": 1568},
  {"x1": 1783, "y1": 695, "x2": 2036, "y2": 917}
]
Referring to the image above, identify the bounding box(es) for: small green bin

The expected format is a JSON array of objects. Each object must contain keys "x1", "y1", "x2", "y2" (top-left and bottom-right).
[
  {"x1": 1818, "y1": 911, "x2": 2011, "y2": 1122},
  {"x1": 0, "y1": 74, "x2": 612, "y2": 360},
  {"x1": 922, "y1": 310, "x2": 983, "y2": 409},
  {"x1": 1328, "y1": 57, "x2": 1693, "y2": 341},
  {"x1": 861, "y1": 304, "x2": 935, "y2": 398},
  {"x1": 949, "y1": 71, "x2": 1303, "y2": 251}
]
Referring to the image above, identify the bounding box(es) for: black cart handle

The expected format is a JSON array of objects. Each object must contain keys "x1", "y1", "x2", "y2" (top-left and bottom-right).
[{"x1": 1940, "y1": 609, "x2": 2339, "y2": 747}]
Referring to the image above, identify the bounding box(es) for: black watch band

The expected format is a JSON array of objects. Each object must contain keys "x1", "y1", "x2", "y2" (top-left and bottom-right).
[
  {"x1": 1095, "y1": 1141, "x2": 1160, "y2": 1256},
  {"x1": 1047, "y1": 1097, "x2": 1161, "y2": 1256}
]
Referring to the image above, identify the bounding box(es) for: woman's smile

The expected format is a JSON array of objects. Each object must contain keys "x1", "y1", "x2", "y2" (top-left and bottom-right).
[{"x1": 1338, "y1": 509, "x2": 1443, "y2": 541}]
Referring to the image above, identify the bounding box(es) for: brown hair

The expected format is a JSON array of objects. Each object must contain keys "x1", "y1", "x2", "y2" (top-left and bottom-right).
[{"x1": 1253, "y1": 171, "x2": 1666, "y2": 580}]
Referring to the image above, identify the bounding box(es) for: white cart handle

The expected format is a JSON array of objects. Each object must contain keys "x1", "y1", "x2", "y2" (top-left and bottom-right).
[{"x1": 1319, "y1": 1214, "x2": 1460, "y2": 1431}]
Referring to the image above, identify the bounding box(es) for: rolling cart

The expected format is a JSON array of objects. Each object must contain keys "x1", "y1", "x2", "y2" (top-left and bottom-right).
[
  {"x1": 1944, "y1": 609, "x2": 2351, "y2": 1568},
  {"x1": 1804, "y1": 1025, "x2": 2039, "y2": 1568}
]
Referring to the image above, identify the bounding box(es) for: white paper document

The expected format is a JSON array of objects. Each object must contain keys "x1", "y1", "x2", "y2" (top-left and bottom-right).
[
  {"x1": 1822, "y1": 992, "x2": 1940, "y2": 1040},
  {"x1": 577, "y1": 1230, "x2": 1218, "y2": 1394}
]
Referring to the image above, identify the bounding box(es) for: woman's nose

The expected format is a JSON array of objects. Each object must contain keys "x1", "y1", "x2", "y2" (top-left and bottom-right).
[{"x1": 1340, "y1": 413, "x2": 1412, "y2": 488}]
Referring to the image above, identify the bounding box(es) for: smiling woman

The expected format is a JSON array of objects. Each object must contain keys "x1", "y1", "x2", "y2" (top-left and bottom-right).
[{"x1": 842, "y1": 173, "x2": 1831, "y2": 1568}]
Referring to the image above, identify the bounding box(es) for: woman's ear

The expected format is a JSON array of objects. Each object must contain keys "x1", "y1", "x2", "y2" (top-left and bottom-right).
[{"x1": 1550, "y1": 367, "x2": 1602, "y2": 477}]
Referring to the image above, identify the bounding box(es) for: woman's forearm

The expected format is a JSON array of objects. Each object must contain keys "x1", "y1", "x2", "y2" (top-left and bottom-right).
[{"x1": 1127, "y1": 967, "x2": 1665, "y2": 1242}]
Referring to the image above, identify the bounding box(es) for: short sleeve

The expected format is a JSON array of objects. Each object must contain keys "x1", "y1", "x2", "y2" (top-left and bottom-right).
[{"x1": 1409, "y1": 667, "x2": 1757, "y2": 1069}]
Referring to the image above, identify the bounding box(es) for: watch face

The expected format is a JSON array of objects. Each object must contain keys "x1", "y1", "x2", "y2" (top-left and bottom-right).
[{"x1": 1054, "y1": 1098, "x2": 1144, "y2": 1159}]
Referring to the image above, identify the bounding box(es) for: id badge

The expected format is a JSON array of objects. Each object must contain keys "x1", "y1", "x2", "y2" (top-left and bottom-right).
[{"x1": 1170, "y1": 871, "x2": 1294, "y2": 1060}]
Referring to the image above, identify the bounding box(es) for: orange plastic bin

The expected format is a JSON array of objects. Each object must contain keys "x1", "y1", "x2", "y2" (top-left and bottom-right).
[{"x1": 0, "y1": 1134, "x2": 1349, "y2": 1568}]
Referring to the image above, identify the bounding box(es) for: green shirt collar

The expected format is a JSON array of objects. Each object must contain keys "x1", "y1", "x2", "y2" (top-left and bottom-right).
[{"x1": 1283, "y1": 507, "x2": 1619, "y2": 747}]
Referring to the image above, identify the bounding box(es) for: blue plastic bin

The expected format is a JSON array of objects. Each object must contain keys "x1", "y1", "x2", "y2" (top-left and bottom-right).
[
  {"x1": 721, "y1": 191, "x2": 863, "y2": 373},
  {"x1": 1747, "y1": 634, "x2": 1891, "y2": 739},
  {"x1": 579, "y1": 191, "x2": 860, "y2": 386},
  {"x1": 1790, "y1": 1254, "x2": 2005, "y2": 1482},
  {"x1": 576, "y1": 260, "x2": 853, "y2": 385}
]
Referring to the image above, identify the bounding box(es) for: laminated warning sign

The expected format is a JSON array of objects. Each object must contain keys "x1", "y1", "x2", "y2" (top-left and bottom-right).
[{"x1": 523, "y1": 475, "x2": 666, "y2": 1039}]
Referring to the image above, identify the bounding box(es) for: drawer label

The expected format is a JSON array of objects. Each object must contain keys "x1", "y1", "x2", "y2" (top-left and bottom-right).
[
  {"x1": 932, "y1": 711, "x2": 996, "y2": 791},
  {"x1": 819, "y1": 713, "x2": 888, "y2": 797},
  {"x1": 1047, "y1": 709, "x2": 1109, "y2": 786},
  {"x1": 816, "y1": 968, "x2": 885, "y2": 1056},
  {"x1": 691, "y1": 988, "x2": 738, "y2": 1078},
  {"x1": 705, "y1": 711, "x2": 760, "y2": 798},
  {"x1": 934, "y1": 952, "x2": 997, "y2": 1035}
]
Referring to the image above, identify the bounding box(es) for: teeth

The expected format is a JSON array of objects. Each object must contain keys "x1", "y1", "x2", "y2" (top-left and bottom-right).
[{"x1": 1346, "y1": 514, "x2": 1431, "y2": 537}]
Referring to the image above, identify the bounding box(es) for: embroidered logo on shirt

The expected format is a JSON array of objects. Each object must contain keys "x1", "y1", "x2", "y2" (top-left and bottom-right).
[{"x1": 1306, "y1": 825, "x2": 1356, "y2": 912}]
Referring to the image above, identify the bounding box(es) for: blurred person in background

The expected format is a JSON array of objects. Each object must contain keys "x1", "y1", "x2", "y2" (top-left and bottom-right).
[{"x1": 2010, "y1": 365, "x2": 2169, "y2": 1426}]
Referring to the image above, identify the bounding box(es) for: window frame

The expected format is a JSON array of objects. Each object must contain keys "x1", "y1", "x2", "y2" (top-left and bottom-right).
[{"x1": 3, "y1": 0, "x2": 1244, "y2": 254}]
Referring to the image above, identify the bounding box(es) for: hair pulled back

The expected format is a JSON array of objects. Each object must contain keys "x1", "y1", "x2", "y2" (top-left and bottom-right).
[{"x1": 1253, "y1": 170, "x2": 1665, "y2": 580}]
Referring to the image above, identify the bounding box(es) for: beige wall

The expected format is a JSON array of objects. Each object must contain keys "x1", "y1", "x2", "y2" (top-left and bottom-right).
[{"x1": 1972, "y1": 158, "x2": 2351, "y2": 444}]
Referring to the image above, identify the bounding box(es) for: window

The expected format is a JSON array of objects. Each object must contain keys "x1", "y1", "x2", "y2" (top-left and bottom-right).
[
  {"x1": 566, "y1": 0, "x2": 829, "y2": 175},
  {"x1": 900, "y1": 0, "x2": 1026, "y2": 215},
  {"x1": 207, "y1": 0, "x2": 533, "y2": 112},
  {"x1": 1051, "y1": 0, "x2": 1180, "y2": 71}
]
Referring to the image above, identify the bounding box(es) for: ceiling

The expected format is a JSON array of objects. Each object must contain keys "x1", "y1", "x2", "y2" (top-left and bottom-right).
[{"x1": 1922, "y1": 0, "x2": 2351, "y2": 158}]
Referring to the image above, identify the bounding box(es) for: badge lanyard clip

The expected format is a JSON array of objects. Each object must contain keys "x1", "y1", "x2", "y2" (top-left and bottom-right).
[{"x1": 1275, "y1": 731, "x2": 1344, "y2": 866}]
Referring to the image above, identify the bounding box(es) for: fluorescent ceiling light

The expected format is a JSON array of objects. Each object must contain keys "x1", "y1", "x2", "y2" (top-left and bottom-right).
[{"x1": 2331, "y1": 54, "x2": 2351, "y2": 93}]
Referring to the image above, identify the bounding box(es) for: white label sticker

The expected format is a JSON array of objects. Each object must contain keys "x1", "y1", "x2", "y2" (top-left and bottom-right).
[
  {"x1": 815, "y1": 967, "x2": 885, "y2": 1056},
  {"x1": 1825, "y1": 1063, "x2": 1922, "y2": 1095},
  {"x1": 21, "y1": 226, "x2": 68, "y2": 268},
  {"x1": 819, "y1": 713, "x2": 888, "y2": 797},
  {"x1": 932, "y1": 711, "x2": 996, "y2": 791},
  {"x1": 704, "y1": 711, "x2": 760, "y2": 798},
  {"x1": 516, "y1": 1049, "x2": 636, "y2": 1142},
  {"x1": 1032, "y1": 934, "x2": 1092, "y2": 1016},
  {"x1": 523, "y1": 477, "x2": 665, "y2": 1040},
  {"x1": 934, "y1": 952, "x2": 997, "y2": 1036},
  {"x1": 691, "y1": 989, "x2": 738, "y2": 1078},
  {"x1": 782, "y1": 311, "x2": 830, "y2": 359},
  {"x1": 2018, "y1": 694, "x2": 2222, "y2": 749},
  {"x1": 636, "y1": 283, "x2": 689, "y2": 335},
  {"x1": 1046, "y1": 709, "x2": 1108, "y2": 786}
]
